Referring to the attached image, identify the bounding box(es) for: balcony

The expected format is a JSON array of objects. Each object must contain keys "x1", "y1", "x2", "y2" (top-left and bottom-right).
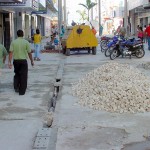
[
  {"x1": 0, "y1": 0, "x2": 38, "y2": 12},
  {"x1": 47, "y1": 0, "x2": 57, "y2": 12},
  {"x1": 0, "y1": 0, "x2": 23, "y2": 2},
  {"x1": 128, "y1": 0, "x2": 149, "y2": 10},
  {"x1": 143, "y1": 4, "x2": 150, "y2": 9}
]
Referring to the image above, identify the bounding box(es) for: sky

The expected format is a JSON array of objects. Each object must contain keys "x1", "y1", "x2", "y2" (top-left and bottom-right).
[
  {"x1": 65, "y1": 0, "x2": 124, "y2": 25},
  {"x1": 66, "y1": 0, "x2": 85, "y2": 25}
]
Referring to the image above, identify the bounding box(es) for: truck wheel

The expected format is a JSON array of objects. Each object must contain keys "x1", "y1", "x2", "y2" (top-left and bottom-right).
[
  {"x1": 66, "y1": 49, "x2": 70, "y2": 56},
  {"x1": 88, "y1": 48, "x2": 91, "y2": 54},
  {"x1": 62, "y1": 47, "x2": 66, "y2": 54},
  {"x1": 92, "y1": 47, "x2": 96, "y2": 55}
]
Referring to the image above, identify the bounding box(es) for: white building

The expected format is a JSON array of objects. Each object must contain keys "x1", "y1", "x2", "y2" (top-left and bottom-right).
[
  {"x1": 0, "y1": 0, "x2": 57, "y2": 51},
  {"x1": 98, "y1": 0, "x2": 124, "y2": 35},
  {"x1": 128, "y1": 0, "x2": 150, "y2": 35}
]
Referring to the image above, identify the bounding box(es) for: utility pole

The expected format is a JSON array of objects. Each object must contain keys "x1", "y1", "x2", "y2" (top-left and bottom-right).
[
  {"x1": 63, "y1": 0, "x2": 67, "y2": 26},
  {"x1": 58, "y1": 0, "x2": 62, "y2": 38},
  {"x1": 98, "y1": 0, "x2": 101, "y2": 36},
  {"x1": 91, "y1": 8, "x2": 93, "y2": 21}
]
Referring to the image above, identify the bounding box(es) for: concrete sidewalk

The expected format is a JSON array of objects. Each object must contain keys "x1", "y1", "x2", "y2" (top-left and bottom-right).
[
  {"x1": 0, "y1": 40, "x2": 64, "y2": 150},
  {"x1": 0, "y1": 39, "x2": 150, "y2": 150}
]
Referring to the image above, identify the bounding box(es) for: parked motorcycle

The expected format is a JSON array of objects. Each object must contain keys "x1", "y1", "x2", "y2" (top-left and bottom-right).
[
  {"x1": 104, "y1": 35, "x2": 125, "y2": 57},
  {"x1": 110, "y1": 38, "x2": 145, "y2": 60},
  {"x1": 100, "y1": 36, "x2": 113, "y2": 52}
]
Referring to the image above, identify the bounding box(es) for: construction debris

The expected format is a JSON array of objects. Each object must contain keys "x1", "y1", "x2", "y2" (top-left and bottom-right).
[{"x1": 72, "y1": 62, "x2": 150, "y2": 113}]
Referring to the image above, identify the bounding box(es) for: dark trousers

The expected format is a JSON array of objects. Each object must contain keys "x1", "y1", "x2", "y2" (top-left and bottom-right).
[{"x1": 13, "y1": 60, "x2": 28, "y2": 95}]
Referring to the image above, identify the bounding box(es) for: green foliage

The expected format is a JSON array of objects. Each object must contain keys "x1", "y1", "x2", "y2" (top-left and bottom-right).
[
  {"x1": 76, "y1": 10, "x2": 88, "y2": 22},
  {"x1": 78, "y1": 0, "x2": 97, "y2": 21}
]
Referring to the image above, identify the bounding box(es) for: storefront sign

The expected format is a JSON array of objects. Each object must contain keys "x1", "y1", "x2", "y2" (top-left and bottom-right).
[
  {"x1": 0, "y1": 0, "x2": 22, "y2": 2},
  {"x1": 0, "y1": 0, "x2": 25, "y2": 6},
  {"x1": 32, "y1": 0, "x2": 47, "y2": 14},
  {"x1": 32, "y1": 0, "x2": 38, "y2": 10}
]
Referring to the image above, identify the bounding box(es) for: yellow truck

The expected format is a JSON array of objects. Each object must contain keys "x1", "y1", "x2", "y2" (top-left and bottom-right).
[{"x1": 61, "y1": 25, "x2": 98, "y2": 56}]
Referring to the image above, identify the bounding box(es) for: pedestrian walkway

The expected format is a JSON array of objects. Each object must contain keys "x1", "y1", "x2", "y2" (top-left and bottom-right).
[
  {"x1": 0, "y1": 36, "x2": 150, "y2": 150},
  {"x1": 0, "y1": 36, "x2": 64, "y2": 150}
]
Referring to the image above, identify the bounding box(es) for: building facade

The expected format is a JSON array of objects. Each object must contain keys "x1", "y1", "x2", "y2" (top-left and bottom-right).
[
  {"x1": 128, "y1": 0, "x2": 150, "y2": 35},
  {"x1": 99, "y1": 0, "x2": 124, "y2": 34},
  {"x1": 0, "y1": 0, "x2": 57, "y2": 51}
]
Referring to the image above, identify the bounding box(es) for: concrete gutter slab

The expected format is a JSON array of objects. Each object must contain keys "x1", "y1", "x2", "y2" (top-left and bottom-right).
[{"x1": 0, "y1": 120, "x2": 42, "y2": 150}]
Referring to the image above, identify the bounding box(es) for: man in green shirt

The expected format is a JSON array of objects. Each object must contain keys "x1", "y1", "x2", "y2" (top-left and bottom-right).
[
  {"x1": 8, "y1": 30, "x2": 34, "y2": 95},
  {"x1": 0, "y1": 44, "x2": 7, "y2": 68}
]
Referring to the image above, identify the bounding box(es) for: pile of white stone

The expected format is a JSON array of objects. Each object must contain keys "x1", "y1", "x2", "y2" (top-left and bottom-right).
[{"x1": 72, "y1": 62, "x2": 150, "y2": 113}]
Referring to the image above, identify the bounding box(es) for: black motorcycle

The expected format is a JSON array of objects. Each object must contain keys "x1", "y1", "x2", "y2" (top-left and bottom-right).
[{"x1": 110, "y1": 38, "x2": 145, "y2": 60}]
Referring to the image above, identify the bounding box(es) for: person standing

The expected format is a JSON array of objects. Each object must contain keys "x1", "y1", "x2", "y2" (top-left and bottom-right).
[
  {"x1": 0, "y1": 44, "x2": 7, "y2": 68},
  {"x1": 119, "y1": 26, "x2": 126, "y2": 38},
  {"x1": 8, "y1": 30, "x2": 34, "y2": 95},
  {"x1": 51, "y1": 25, "x2": 57, "y2": 36},
  {"x1": 137, "y1": 27, "x2": 144, "y2": 41},
  {"x1": 137, "y1": 25, "x2": 140, "y2": 32},
  {"x1": 92, "y1": 26, "x2": 97, "y2": 35},
  {"x1": 60, "y1": 25, "x2": 65, "y2": 39},
  {"x1": 33, "y1": 29, "x2": 42, "y2": 61},
  {"x1": 54, "y1": 37, "x2": 59, "y2": 50},
  {"x1": 115, "y1": 25, "x2": 121, "y2": 35},
  {"x1": 31, "y1": 27, "x2": 34, "y2": 41},
  {"x1": 145, "y1": 24, "x2": 150, "y2": 50},
  {"x1": 143, "y1": 25, "x2": 147, "y2": 43},
  {"x1": 99, "y1": 24, "x2": 103, "y2": 36}
]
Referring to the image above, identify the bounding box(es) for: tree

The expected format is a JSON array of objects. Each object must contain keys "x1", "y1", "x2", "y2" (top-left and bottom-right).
[
  {"x1": 76, "y1": 10, "x2": 88, "y2": 23},
  {"x1": 79, "y1": 0, "x2": 97, "y2": 21}
]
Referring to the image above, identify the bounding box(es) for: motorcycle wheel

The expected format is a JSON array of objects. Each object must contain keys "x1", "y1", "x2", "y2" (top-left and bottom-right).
[
  {"x1": 110, "y1": 49, "x2": 118, "y2": 60},
  {"x1": 105, "y1": 46, "x2": 115, "y2": 57},
  {"x1": 135, "y1": 48, "x2": 145, "y2": 58},
  {"x1": 105, "y1": 48, "x2": 111, "y2": 57},
  {"x1": 101, "y1": 40, "x2": 108, "y2": 52}
]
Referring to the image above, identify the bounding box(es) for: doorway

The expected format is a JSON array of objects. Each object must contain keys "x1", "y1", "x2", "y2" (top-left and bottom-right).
[{"x1": 3, "y1": 13, "x2": 10, "y2": 51}]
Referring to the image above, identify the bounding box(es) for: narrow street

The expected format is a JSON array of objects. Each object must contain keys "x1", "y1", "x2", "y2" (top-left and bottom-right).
[
  {"x1": 53, "y1": 43, "x2": 150, "y2": 150},
  {"x1": 1, "y1": 40, "x2": 150, "y2": 150},
  {"x1": 0, "y1": 0, "x2": 150, "y2": 150}
]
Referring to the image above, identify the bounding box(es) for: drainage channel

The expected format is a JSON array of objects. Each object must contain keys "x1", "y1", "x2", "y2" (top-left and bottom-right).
[{"x1": 32, "y1": 60, "x2": 64, "y2": 150}]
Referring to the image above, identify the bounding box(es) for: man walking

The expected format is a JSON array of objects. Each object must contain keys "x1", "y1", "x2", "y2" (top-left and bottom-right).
[
  {"x1": 145, "y1": 24, "x2": 150, "y2": 50},
  {"x1": 8, "y1": 30, "x2": 34, "y2": 95}
]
